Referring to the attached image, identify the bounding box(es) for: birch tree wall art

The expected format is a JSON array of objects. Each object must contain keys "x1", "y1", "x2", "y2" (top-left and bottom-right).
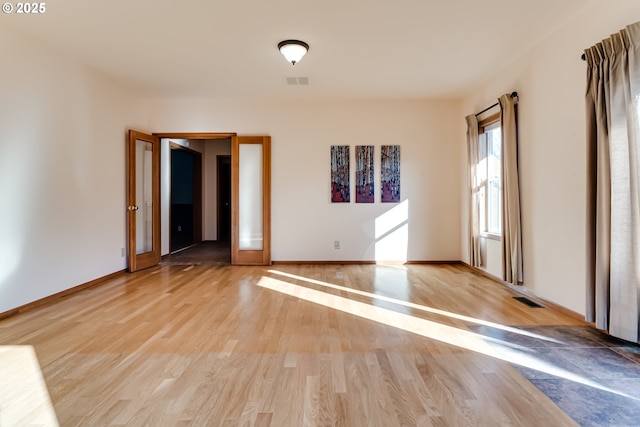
[
  {"x1": 381, "y1": 145, "x2": 400, "y2": 203},
  {"x1": 355, "y1": 145, "x2": 374, "y2": 203},
  {"x1": 331, "y1": 145, "x2": 350, "y2": 203}
]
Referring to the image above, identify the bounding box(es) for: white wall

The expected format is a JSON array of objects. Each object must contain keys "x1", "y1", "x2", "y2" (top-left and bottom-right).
[
  {"x1": 460, "y1": 0, "x2": 640, "y2": 314},
  {"x1": 0, "y1": 26, "x2": 148, "y2": 313},
  {"x1": 148, "y1": 98, "x2": 462, "y2": 262},
  {"x1": 204, "y1": 139, "x2": 232, "y2": 241}
]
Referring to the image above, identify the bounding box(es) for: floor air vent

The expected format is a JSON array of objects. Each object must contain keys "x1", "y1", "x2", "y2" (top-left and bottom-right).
[{"x1": 513, "y1": 296, "x2": 544, "y2": 308}]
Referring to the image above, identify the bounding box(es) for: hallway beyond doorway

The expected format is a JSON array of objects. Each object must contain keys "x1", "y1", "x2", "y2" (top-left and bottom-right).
[{"x1": 161, "y1": 241, "x2": 230, "y2": 265}]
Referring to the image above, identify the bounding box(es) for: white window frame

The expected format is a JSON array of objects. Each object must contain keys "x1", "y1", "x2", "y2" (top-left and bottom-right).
[{"x1": 476, "y1": 115, "x2": 502, "y2": 240}]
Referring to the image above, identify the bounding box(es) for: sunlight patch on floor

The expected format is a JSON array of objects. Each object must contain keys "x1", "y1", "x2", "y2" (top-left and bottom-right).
[
  {"x1": 258, "y1": 275, "x2": 499, "y2": 356},
  {"x1": 267, "y1": 269, "x2": 563, "y2": 344},
  {"x1": 0, "y1": 345, "x2": 59, "y2": 426},
  {"x1": 258, "y1": 275, "x2": 638, "y2": 401}
]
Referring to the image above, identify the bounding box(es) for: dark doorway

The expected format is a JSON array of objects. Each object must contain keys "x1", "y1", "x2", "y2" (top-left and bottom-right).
[
  {"x1": 217, "y1": 155, "x2": 232, "y2": 242},
  {"x1": 170, "y1": 145, "x2": 202, "y2": 252}
]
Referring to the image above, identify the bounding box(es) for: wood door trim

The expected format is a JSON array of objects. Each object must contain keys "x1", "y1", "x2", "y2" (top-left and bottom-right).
[
  {"x1": 155, "y1": 132, "x2": 237, "y2": 139},
  {"x1": 263, "y1": 137, "x2": 272, "y2": 265}
]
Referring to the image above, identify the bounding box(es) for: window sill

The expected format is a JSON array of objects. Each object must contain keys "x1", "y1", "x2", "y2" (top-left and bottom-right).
[{"x1": 482, "y1": 232, "x2": 502, "y2": 241}]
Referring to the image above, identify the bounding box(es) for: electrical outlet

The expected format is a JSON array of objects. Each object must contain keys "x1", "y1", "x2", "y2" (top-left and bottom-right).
[
  {"x1": 178, "y1": 225, "x2": 182, "y2": 232},
  {"x1": 121, "y1": 247, "x2": 125, "y2": 257},
  {"x1": 334, "y1": 241, "x2": 341, "y2": 250}
]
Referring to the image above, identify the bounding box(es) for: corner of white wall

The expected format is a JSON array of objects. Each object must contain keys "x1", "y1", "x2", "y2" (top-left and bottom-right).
[{"x1": 0, "y1": 24, "x2": 148, "y2": 313}]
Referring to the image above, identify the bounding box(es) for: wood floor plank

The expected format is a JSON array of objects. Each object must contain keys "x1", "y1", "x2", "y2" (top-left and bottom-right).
[{"x1": 0, "y1": 263, "x2": 585, "y2": 426}]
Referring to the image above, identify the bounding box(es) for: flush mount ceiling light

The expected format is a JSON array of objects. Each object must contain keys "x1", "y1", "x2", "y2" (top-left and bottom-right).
[{"x1": 278, "y1": 40, "x2": 309, "y2": 65}]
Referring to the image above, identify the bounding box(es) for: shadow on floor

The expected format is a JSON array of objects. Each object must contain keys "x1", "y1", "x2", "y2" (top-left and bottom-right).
[{"x1": 471, "y1": 324, "x2": 640, "y2": 426}]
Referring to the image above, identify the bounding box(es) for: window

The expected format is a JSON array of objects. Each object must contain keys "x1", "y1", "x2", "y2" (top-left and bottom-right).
[{"x1": 475, "y1": 117, "x2": 502, "y2": 236}]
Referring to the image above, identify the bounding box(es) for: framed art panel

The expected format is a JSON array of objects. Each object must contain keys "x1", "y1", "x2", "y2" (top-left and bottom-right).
[
  {"x1": 355, "y1": 145, "x2": 374, "y2": 203},
  {"x1": 331, "y1": 145, "x2": 350, "y2": 203},
  {"x1": 381, "y1": 145, "x2": 400, "y2": 203}
]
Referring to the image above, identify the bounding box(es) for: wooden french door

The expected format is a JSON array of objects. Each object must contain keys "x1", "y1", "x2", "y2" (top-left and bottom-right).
[
  {"x1": 127, "y1": 130, "x2": 161, "y2": 272},
  {"x1": 231, "y1": 136, "x2": 271, "y2": 265}
]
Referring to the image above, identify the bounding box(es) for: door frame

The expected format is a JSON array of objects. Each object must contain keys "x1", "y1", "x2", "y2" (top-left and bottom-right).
[
  {"x1": 151, "y1": 132, "x2": 271, "y2": 266},
  {"x1": 129, "y1": 131, "x2": 271, "y2": 265}
]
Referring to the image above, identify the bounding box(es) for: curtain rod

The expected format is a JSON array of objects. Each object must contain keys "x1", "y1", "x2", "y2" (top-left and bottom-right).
[{"x1": 475, "y1": 91, "x2": 518, "y2": 117}]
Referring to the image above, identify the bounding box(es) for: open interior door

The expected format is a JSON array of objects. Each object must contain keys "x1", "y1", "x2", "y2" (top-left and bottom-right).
[
  {"x1": 127, "y1": 130, "x2": 161, "y2": 272},
  {"x1": 232, "y1": 136, "x2": 271, "y2": 265}
]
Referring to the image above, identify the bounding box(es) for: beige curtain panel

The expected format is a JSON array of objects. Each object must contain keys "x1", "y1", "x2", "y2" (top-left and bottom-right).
[
  {"x1": 465, "y1": 115, "x2": 482, "y2": 267},
  {"x1": 585, "y1": 21, "x2": 640, "y2": 344},
  {"x1": 498, "y1": 94, "x2": 523, "y2": 285}
]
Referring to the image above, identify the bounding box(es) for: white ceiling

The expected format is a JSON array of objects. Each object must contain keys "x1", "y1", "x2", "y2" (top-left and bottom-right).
[{"x1": 5, "y1": 0, "x2": 595, "y2": 99}]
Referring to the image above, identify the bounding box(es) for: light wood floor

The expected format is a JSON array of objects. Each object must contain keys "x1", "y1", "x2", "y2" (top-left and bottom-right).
[{"x1": 0, "y1": 263, "x2": 585, "y2": 426}]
